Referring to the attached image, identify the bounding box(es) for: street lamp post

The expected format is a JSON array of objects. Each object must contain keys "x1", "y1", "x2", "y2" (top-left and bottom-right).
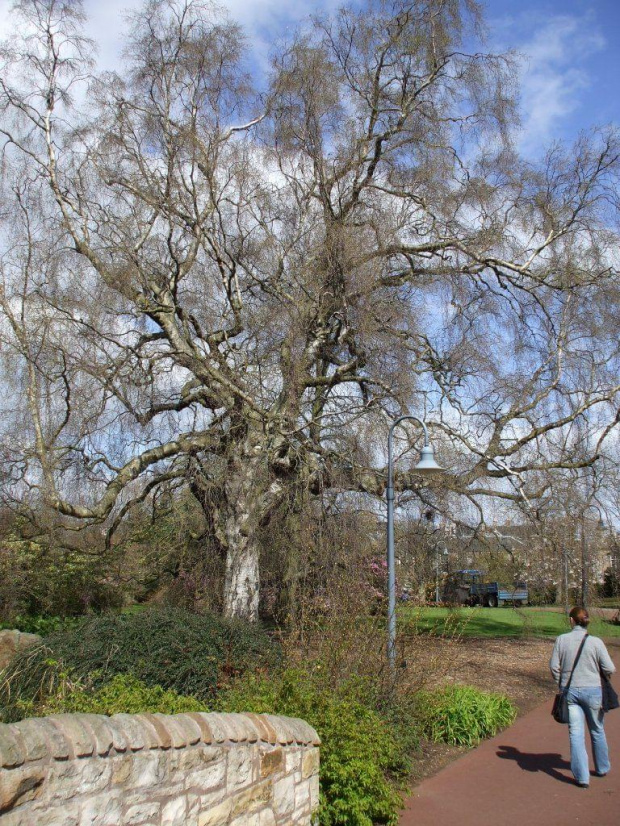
[
  {"x1": 580, "y1": 515, "x2": 589, "y2": 609},
  {"x1": 386, "y1": 416, "x2": 444, "y2": 671},
  {"x1": 563, "y1": 544, "x2": 570, "y2": 617}
]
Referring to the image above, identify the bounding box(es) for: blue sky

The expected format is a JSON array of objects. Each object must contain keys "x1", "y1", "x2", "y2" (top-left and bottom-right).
[
  {"x1": 0, "y1": 0, "x2": 617, "y2": 157},
  {"x1": 485, "y1": 0, "x2": 620, "y2": 154}
]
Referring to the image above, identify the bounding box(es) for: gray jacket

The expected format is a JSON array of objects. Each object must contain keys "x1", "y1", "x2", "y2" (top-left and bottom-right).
[{"x1": 550, "y1": 625, "x2": 616, "y2": 689}]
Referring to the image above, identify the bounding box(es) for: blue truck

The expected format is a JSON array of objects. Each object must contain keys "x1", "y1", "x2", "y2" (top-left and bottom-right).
[{"x1": 443, "y1": 569, "x2": 528, "y2": 607}]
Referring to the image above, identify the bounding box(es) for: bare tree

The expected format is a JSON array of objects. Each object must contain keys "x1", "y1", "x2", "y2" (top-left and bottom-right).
[{"x1": 1, "y1": 0, "x2": 619, "y2": 620}]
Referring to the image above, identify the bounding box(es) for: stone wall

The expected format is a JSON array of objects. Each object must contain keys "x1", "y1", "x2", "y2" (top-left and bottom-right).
[{"x1": 0, "y1": 711, "x2": 320, "y2": 825}]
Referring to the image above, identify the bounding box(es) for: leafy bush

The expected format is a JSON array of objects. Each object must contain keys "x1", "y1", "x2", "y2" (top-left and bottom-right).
[
  {"x1": 413, "y1": 684, "x2": 516, "y2": 747},
  {"x1": 36, "y1": 673, "x2": 207, "y2": 716},
  {"x1": 0, "y1": 607, "x2": 279, "y2": 722},
  {"x1": 0, "y1": 533, "x2": 123, "y2": 622},
  {"x1": 217, "y1": 669, "x2": 405, "y2": 826},
  {"x1": 0, "y1": 615, "x2": 80, "y2": 636}
]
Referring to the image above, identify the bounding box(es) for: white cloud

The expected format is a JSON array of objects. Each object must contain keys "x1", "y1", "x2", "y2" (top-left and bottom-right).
[
  {"x1": 490, "y1": 10, "x2": 605, "y2": 155},
  {"x1": 83, "y1": 0, "x2": 133, "y2": 71},
  {"x1": 520, "y1": 15, "x2": 604, "y2": 149},
  {"x1": 0, "y1": 1, "x2": 606, "y2": 156},
  {"x1": 0, "y1": 0, "x2": 342, "y2": 76}
]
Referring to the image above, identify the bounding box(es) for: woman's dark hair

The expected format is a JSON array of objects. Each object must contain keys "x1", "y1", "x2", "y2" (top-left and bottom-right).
[{"x1": 570, "y1": 606, "x2": 590, "y2": 627}]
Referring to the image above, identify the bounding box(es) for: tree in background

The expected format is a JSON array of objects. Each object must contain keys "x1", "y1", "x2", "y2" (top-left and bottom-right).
[{"x1": 1, "y1": 0, "x2": 619, "y2": 620}]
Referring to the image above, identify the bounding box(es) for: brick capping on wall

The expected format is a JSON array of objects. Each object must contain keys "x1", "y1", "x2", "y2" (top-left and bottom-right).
[{"x1": 0, "y1": 711, "x2": 321, "y2": 825}]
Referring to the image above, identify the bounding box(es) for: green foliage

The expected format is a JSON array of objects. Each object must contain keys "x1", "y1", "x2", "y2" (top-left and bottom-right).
[
  {"x1": 0, "y1": 533, "x2": 124, "y2": 623},
  {"x1": 217, "y1": 669, "x2": 405, "y2": 826},
  {"x1": 602, "y1": 567, "x2": 620, "y2": 599},
  {"x1": 413, "y1": 684, "x2": 517, "y2": 747},
  {"x1": 0, "y1": 615, "x2": 80, "y2": 636},
  {"x1": 526, "y1": 584, "x2": 557, "y2": 606},
  {"x1": 0, "y1": 607, "x2": 279, "y2": 722},
  {"x1": 37, "y1": 673, "x2": 207, "y2": 716}
]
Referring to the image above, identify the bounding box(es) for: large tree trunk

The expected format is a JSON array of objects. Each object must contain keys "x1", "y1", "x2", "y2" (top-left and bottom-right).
[
  {"x1": 223, "y1": 530, "x2": 261, "y2": 620},
  {"x1": 221, "y1": 447, "x2": 285, "y2": 621}
]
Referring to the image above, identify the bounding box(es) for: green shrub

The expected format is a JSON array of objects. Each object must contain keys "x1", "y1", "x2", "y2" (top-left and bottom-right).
[
  {"x1": 217, "y1": 669, "x2": 405, "y2": 826},
  {"x1": 413, "y1": 684, "x2": 516, "y2": 747},
  {"x1": 0, "y1": 533, "x2": 124, "y2": 621},
  {"x1": 37, "y1": 673, "x2": 207, "y2": 716},
  {"x1": 0, "y1": 615, "x2": 80, "y2": 636},
  {"x1": 0, "y1": 607, "x2": 279, "y2": 722}
]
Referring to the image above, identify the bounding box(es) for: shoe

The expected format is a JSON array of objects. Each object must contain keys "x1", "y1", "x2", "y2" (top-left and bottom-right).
[
  {"x1": 577, "y1": 782, "x2": 589, "y2": 788},
  {"x1": 593, "y1": 772, "x2": 607, "y2": 777}
]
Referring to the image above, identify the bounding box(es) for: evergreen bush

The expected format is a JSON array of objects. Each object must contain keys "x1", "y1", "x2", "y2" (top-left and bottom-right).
[{"x1": 0, "y1": 607, "x2": 279, "y2": 722}]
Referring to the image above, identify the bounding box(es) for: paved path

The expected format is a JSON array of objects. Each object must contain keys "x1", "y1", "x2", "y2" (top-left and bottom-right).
[{"x1": 399, "y1": 697, "x2": 620, "y2": 826}]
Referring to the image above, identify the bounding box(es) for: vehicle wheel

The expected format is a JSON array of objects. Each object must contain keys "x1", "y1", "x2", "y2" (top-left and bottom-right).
[{"x1": 487, "y1": 595, "x2": 498, "y2": 608}]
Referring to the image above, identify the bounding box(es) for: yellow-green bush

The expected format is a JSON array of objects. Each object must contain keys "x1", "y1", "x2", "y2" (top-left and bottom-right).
[
  {"x1": 217, "y1": 669, "x2": 406, "y2": 826},
  {"x1": 413, "y1": 684, "x2": 517, "y2": 746},
  {"x1": 34, "y1": 673, "x2": 207, "y2": 716}
]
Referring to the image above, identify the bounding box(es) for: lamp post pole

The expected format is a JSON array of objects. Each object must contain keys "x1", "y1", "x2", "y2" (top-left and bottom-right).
[
  {"x1": 580, "y1": 514, "x2": 589, "y2": 609},
  {"x1": 563, "y1": 544, "x2": 570, "y2": 617},
  {"x1": 386, "y1": 416, "x2": 443, "y2": 671}
]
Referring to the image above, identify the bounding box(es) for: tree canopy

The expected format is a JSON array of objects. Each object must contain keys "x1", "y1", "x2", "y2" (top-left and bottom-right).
[{"x1": 1, "y1": 0, "x2": 619, "y2": 619}]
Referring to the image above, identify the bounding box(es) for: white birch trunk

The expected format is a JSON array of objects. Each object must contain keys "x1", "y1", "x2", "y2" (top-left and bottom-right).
[
  {"x1": 223, "y1": 531, "x2": 260, "y2": 621},
  {"x1": 221, "y1": 448, "x2": 284, "y2": 621}
]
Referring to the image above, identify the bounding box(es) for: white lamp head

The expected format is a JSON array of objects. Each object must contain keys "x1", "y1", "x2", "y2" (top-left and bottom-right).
[{"x1": 413, "y1": 443, "x2": 444, "y2": 475}]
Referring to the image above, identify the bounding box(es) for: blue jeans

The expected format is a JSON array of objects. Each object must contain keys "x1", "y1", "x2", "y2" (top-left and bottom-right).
[{"x1": 566, "y1": 686, "x2": 610, "y2": 784}]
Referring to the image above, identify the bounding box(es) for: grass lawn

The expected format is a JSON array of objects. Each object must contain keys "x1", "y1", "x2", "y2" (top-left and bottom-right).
[{"x1": 400, "y1": 605, "x2": 620, "y2": 639}]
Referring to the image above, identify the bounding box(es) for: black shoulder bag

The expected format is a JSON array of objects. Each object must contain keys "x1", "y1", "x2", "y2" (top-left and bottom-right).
[
  {"x1": 600, "y1": 668, "x2": 619, "y2": 713},
  {"x1": 552, "y1": 634, "x2": 588, "y2": 724}
]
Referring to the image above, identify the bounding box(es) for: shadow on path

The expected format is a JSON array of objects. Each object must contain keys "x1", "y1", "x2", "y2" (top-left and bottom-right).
[{"x1": 496, "y1": 745, "x2": 573, "y2": 785}]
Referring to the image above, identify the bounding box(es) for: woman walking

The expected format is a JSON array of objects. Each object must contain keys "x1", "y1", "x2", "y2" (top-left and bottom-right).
[{"x1": 550, "y1": 606, "x2": 616, "y2": 788}]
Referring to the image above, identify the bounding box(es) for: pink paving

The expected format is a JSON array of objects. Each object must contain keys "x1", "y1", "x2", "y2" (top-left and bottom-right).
[{"x1": 400, "y1": 693, "x2": 620, "y2": 825}]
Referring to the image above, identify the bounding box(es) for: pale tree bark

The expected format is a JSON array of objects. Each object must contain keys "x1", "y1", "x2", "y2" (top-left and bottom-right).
[{"x1": 1, "y1": 0, "x2": 620, "y2": 619}]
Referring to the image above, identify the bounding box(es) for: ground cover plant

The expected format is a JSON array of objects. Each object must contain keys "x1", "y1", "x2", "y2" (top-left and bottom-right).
[{"x1": 404, "y1": 606, "x2": 620, "y2": 639}]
